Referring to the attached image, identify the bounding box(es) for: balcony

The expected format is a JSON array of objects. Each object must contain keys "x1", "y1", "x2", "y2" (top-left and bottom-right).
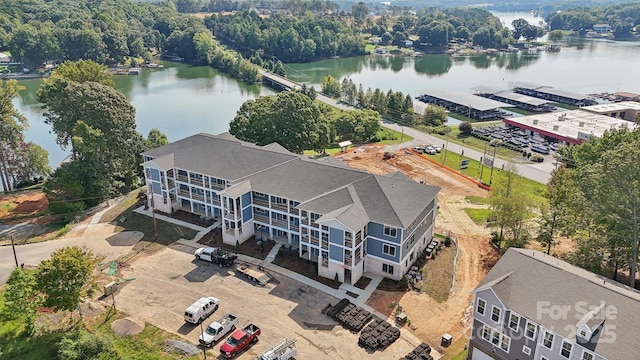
[
  {"x1": 288, "y1": 207, "x2": 298, "y2": 215},
  {"x1": 344, "y1": 257, "x2": 352, "y2": 266},
  {"x1": 309, "y1": 236, "x2": 320, "y2": 246},
  {"x1": 321, "y1": 258, "x2": 328, "y2": 268},
  {"x1": 253, "y1": 213, "x2": 269, "y2": 224},
  {"x1": 224, "y1": 210, "x2": 236, "y2": 218},
  {"x1": 272, "y1": 218, "x2": 288, "y2": 228},
  {"x1": 289, "y1": 223, "x2": 299, "y2": 232},
  {"x1": 253, "y1": 198, "x2": 269, "y2": 207},
  {"x1": 271, "y1": 202, "x2": 287, "y2": 212},
  {"x1": 192, "y1": 193, "x2": 204, "y2": 201},
  {"x1": 176, "y1": 175, "x2": 188, "y2": 183},
  {"x1": 345, "y1": 239, "x2": 353, "y2": 248},
  {"x1": 179, "y1": 189, "x2": 190, "y2": 197},
  {"x1": 190, "y1": 178, "x2": 203, "y2": 187},
  {"x1": 210, "y1": 182, "x2": 225, "y2": 191},
  {"x1": 310, "y1": 221, "x2": 319, "y2": 228}
]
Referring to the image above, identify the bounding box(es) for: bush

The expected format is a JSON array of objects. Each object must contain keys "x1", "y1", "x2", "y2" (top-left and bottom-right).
[
  {"x1": 444, "y1": 236, "x2": 452, "y2": 247},
  {"x1": 489, "y1": 139, "x2": 502, "y2": 147},
  {"x1": 57, "y1": 330, "x2": 112, "y2": 360},
  {"x1": 459, "y1": 121, "x2": 473, "y2": 136},
  {"x1": 530, "y1": 153, "x2": 544, "y2": 162},
  {"x1": 432, "y1": 126, "x2": 451, "y2": 135}
]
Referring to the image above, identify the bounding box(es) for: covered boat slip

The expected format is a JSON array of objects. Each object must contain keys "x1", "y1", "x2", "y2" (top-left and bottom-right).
[
  {"x1": 416, "y1": 89, "x2": 510, "y2": 120},
  {"x1": 471, "y1": 85, "x2": 556, "y2": 113},
  {"x1": 509, "y1": 81, "x2": 597, "y2": 106}
]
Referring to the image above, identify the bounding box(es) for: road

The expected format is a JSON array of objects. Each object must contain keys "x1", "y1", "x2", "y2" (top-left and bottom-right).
[
  {"x1": 0, "y1": 223, "x2": 137, "y2": 285},
  {"x1": 259, "y1": 69, "x2": 554, "y2": 184}
]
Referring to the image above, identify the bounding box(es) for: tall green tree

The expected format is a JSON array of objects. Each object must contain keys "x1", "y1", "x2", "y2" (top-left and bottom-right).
[
  {"x1": 36, "y1": 246, "x2": 100, "y2": 312},
  {"x1": 537, "y1": 165, "x2": 578, "y2": 255},
  {"x1": 145, "y1": 128, "x2": 170, "y2": 150},
  {"x1": 229, "y1": 91, "x2": 329, "y2": 153},
  {"x1": 0, "y1": 80, "x2": 29, "y2": 193},
  {"x1": 489, "y1": 164, "x2": 534, "y2": 250},
  {"x1": 3, "y1": 268, "x2": 43, "y2": 336},
  {"x1": 321, "y1": 75, "x2": 341, "y2": 98}
]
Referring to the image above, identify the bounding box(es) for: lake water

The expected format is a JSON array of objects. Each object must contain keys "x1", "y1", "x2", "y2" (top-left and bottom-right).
[{"x1": 13, "y1": 11, "x2": 640, "y2": 168}]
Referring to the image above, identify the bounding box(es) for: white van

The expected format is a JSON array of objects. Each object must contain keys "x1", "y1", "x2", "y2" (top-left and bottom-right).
[{"x1": 184, "y1": 296, "x2": 220, "y2": 324}]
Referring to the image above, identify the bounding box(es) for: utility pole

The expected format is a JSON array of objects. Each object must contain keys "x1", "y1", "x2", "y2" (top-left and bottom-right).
[
  {"x1": 200, "y1": 321, "x2": 207, "y2": 359},
  {"x1": 441, "y1": 131, "x2": 449, "y2": 165},
  {"x1": 10, "y1": 236, "x2": 18, "y2": 267},
  {"x1": 479, "y1": 142, "x2": 488, "y2": 183},
  {"x1": 489, "y1": 144, "x2": 498, "y2": 185}
]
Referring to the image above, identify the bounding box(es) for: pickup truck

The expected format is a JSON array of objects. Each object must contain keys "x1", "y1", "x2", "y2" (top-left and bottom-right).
[
  {"x1": 194, "y1": 247, "x2": 238, "y2": 267},
  {"x1": 219, "y1": 323, "x2": 261, "y2": 358},
  {"x1": 199, "y1": 313, "x2": 238, "y2": 347}
]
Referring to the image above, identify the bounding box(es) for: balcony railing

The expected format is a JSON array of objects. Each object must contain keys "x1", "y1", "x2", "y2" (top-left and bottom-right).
[
  {"x1": 179, "y1": 189, "x2": 190, "y2": 197},
  {"x1": 271, "y1": 202, "x2": 287, "y2": 211},
  {"x1": 253, "y1": 213, "x2": 269, "y2": 224},
  {"x1": 288, "y1": 207, "x2": 298, "y2": 215},
  {"x1": 224, "y1": 210, "x2": 236, "y2": 218},
  {"x1": 321, "y1": 241, "x2": 328, "y2": 250},
  {"x1": 210, "y1": 182, "x2": 225, "y2": 190},
  {"x1": 344, "y1": 257, "x2": 352, "y2": 266},
  {"x1": 289, "y1": 223, "x2": 299, "y2": 232},
  {"x1": 176, "y1": 175, "x2": 188, "y2": 182},
  {"x1": 345, "y1": 239, "x2": 353, "y2": 248},
  {"x1": 190, "y1": 178, "x2": 203, "y2": 187},
  {"x1": 253, "y1": 198, "x2": 269, "y2": 207},
  {"x1": 321, "y1": 258, "x2": 328, "y2": 268},
  {"x1": 309, "y1": 236, "x2": 320, "y2": 246},
  {"x1": 271, "y1": 218, "x2": 288, "y2": 228},
  {"x1": 192, "y1": 193, "x2": 204, "y2": 201}
]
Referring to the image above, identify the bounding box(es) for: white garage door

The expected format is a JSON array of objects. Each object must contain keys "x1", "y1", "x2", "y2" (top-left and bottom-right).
[{"x1": 471, "y1": 347, "x2": 494, "y2": 360}]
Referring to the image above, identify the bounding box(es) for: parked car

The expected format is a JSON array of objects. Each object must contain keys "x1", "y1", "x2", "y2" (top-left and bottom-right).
[
  {"x1": 434, "y1": 145, "x2": 443, "y2": 153},
  {"x1": 219, "y1": 323, "x2": 261, "y2": 358},
  {"x1": 184, "y1": 297, "x2": 219, "y2": 324},
  {"x1": 412, "y1": 146, "x2": 425, "y2": 154},
  {"x1": 424, "y1": 146, "x2": 437, "y2": 155}
]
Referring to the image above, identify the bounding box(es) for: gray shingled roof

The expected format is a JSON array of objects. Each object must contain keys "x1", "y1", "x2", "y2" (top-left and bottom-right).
[{"x1": 476, "y1": 248, "x2": 640, "y2": 359}]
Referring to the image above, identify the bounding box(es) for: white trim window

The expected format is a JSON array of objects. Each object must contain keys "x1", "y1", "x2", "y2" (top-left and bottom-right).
[
  {"x1": 382, "y1": 243, "x2": 396, "y2": 257},
  {"x1": 509, "y1": 313, "x2": 520, "y2": 331},
  {"x1": 383, "y1": 226, "x2": 397, "y2": 237},
  {"x1": 525, "y1": 321, "x2": 537, "y2": 339},
  {"x1": 582, "y1": 350, "x2": 594, "y2": 360},
  {"x1": 522, "y1": 345, "x2": 531, "y2": 355},
  {"x1": 482, "y1": 325, "x2": 491, "y2": 341},
  {"x1": 560, "y1": 341, "x2": 572, "y2": 358},
  {"x1": 382, "y1": 263, "x2": 394, "y2": 275},
  {"x1": 491, "y1": 305, "x2": 502, "y2": 323},
  {"x1": 543, "y1": 331, "x2": 554, "y2": 349},
  {"x1": 477, "y1": 298, "x2": 486, "y2": 315},
  {"x1": 500, "y1": 335, "x2": 510, "y2": 352}
]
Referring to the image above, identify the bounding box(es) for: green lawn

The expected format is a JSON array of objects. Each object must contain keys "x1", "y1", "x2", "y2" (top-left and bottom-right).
[
  {"x1": 463, "y1": 208, "x2": 492, "y2": 225},
  {"x1": 555, "y1": 103, "x2": 578, "y2": 110},
  {"x1": 504, "y1": 106, "x2": 535, "y2": 116},
  {"x1": 465, "y1": 195, "x2": 490, "y2": 205}
]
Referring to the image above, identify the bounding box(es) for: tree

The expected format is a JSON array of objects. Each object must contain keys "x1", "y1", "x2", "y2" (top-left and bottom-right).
[
  {"x1": 422, "y1": 105, "x2": 447, "y2": 126},
  {"x1": 229, "y1": 91, "x2": 329, "y2": 153},
  {"x1": 351, "y1": 2, "x2": 370, "y2": 27},
  {"x1": 3, "y1": 268, "x2": 42, "y2": 336},
  {"x1": 537, "y1": 165, "x2": 578, "y2": 255},
  {"x1": 321, "y1": 75, "x2": 341, "y2": 98},
  {"x1": 511, "y1": 18, "x2": 529, "y2": 40},
  {"x1": 36, "y1": 246, "x2": 100, "y2": 312},
  {"x1": 489, "y1": 164, "x2": 534, "y2": 250},
  {"x1": 0, "y1": 80, "x2": 29, "y2": 193},
  {"x1": 547, "y1": 30, "x2": 564, "y2": 42},
  {"x1": 145, "y1": 128, "x2": 169, "y2": 150},
  {"x1": 6, "y1": 142, "x2": 50, "y2": 187},
  {"x1": 459, "y1": 121, "x2": 473, "y2": 136}
]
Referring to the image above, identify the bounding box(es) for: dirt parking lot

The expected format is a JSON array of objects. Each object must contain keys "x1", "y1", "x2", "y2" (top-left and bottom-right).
[{"x1": 114, "y1": 246, "x2": 416, "y2": 359}]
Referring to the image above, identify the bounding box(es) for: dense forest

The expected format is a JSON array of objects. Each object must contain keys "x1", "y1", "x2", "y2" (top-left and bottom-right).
[{"x1": 546, "y1": 3, "x2": 640, "y2": 37}]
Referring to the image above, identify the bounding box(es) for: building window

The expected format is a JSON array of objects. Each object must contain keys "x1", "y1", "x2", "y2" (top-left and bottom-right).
[
  {"x1": 491, "y1": 306, "x2": 501, "y2": 322},
  {"x1": 543, "y1": 331, "x2": 554, "y2": 349},
  {"x1": 561, "y1": 341, "x2": 572, "y2": 358},
  {"x1": 482, "y1": 326, "x2": 491, "y2": 341},
  {"x1": 491, "y1": 330, "x2": 500, "y2": 345},
  {"x1": 509, "y1": 313, "x2": 520, "y2": 331},
  {"x1": 525, "y1": 321, "x2": 536, "y2": 339},
  {"x1": 578, "y1": 329, "x2": 587, "y2": 337},
  {"x1": 382, "y1": 244, "x2": 396, "y2": 257},
  {"x1": 382, "y1": 264, "x2": 394, "y2": 275},
  {"x1": 523, "y1": 345, "x2": 531, "y2": 355},
  {"x1": 500, "y1": 335, "x2": 510, "y2": 352},
  {"x1": 582, "y1": 351, "x2": 594, "y2": 360},
  {"x1": 541, "y1": 357, "x2": 548, "y2": 360},
  {"x1": 477, "y1": 298, "x2": 486, "y2": 315},
  {"x1": 383, "y1": 226, "x2": 397, "y2": 237}
]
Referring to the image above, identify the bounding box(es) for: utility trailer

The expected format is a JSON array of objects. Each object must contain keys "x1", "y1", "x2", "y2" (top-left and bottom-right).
[
  {"x1": 258, "y1": 338, "x2": 297, "y2": 360},
  {"x1": 236, "y1": 263, "x2": 270, "y2": 286}
]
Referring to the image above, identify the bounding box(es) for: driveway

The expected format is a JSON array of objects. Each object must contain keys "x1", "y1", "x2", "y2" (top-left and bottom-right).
[{"x1": 113, "y1": 246, "x2": 416, "y2": 360}]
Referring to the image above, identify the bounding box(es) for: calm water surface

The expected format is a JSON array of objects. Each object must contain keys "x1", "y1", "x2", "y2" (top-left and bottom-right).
[{"x1": 13, "y1": 12, "x2": 640, "y2": 167}]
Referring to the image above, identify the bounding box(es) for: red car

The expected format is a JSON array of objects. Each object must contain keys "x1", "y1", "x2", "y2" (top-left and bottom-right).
[{"x1": 219, "y1": 323, "x2": 261, "y2": 358}]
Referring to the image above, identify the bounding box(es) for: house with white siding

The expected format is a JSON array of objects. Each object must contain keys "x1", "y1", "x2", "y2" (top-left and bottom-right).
[{"x1": 141, "y1": 133, "x2": 440, "y2": 284}]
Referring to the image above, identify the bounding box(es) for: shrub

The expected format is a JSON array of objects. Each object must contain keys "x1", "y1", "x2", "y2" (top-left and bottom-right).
[
  {"x1": 530, "y1": 153, "x2": 544, "y2": 162},
  {"x1": 489, "y1": 139, "x2": 502, "y2": 147},
  {"x1": 57, "y1": 330, "x2": 112, "y2": 360},
  {"x1": 444, "y1": 236, "x2": 452, "y2": 247},
  {"x1": 459, "y1": 121, "x2": 473, "y2": 136}
]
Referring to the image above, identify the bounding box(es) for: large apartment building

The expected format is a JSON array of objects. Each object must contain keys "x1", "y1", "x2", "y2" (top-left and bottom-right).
[
  {"x1": 141, "y1": 133, "x2": 440, "y2": 284},
  {"x1": 468, "y1": 248, "x2": 640, "y2": 360}
]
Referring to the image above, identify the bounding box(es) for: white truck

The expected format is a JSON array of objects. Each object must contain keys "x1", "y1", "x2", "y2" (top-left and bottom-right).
[
  {"x1": 199, "y1": 313, "x2": 238, "y2": 347},
  {"x1": 258, "y1": 338, "x2": 297, "y2": 360}
]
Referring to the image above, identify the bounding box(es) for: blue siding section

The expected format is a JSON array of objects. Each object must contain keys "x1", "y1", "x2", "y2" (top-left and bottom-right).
[
  {"x1": 242, "y1": 206, "x2": 252, "y2": 221},
  {"x1": 150, "y1": 169, "x2": 160, "y2": 181},
  {"x1": 367, "y1": 238, "x2": 399, "y2": 262},
  {"x1": 329, "y1": 244, "x2": 343, "y2": 262},
  {"x1": 368, "y1": 223, "x2": 401, "y2": 244},
  {"x1": 241, "y1": 192, "x2": 252, "y2": 207},
  {"x1": 329, "y1": 228, "x2": 343, "y2": 245},
  {"x1": 152, "y1": 182, "x2": 161, "y2": 194}
]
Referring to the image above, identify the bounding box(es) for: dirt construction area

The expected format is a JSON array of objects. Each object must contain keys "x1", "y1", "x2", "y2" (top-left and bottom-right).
[
  {"x1": 114, "y1": 247, "x2": 416, "y2": 359},
  {"x1": 338, "y1": 146, "x2": 501, "y2": 354}
]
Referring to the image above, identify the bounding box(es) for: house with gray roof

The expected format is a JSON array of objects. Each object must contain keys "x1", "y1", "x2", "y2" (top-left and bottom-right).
[
  {"x1": 141, "y1": 133, "x2": 440, "y2": 284},
  {"x1": 468, "y1": 248, "x2": 640, "y2": 360}
]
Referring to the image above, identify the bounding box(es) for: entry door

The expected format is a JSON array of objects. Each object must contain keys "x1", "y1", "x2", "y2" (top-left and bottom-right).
[{"x1": 344, "y1": 269, "x2": 352, "y2": 284}]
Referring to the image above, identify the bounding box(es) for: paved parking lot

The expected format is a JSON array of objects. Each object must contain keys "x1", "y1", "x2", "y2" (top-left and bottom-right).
[{"x1": 113, "y1": 246, "x2": 416, "y2": 359}]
